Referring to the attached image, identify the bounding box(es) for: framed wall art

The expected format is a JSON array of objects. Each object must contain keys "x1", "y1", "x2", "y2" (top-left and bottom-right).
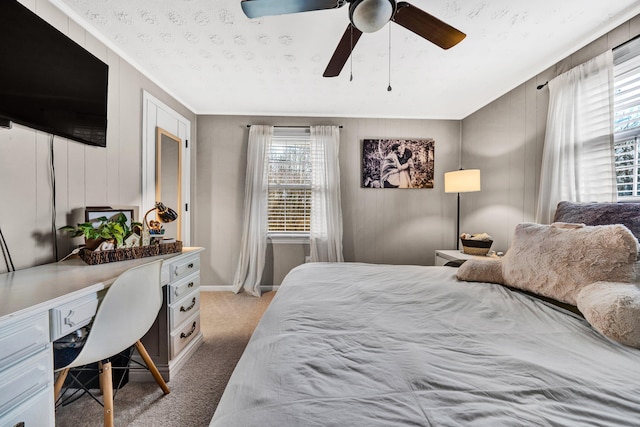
[{"x1": 362, "y1": 138, "x2": 435, "y2": 189}]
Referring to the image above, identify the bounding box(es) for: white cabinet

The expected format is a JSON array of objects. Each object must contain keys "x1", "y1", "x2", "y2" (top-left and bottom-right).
[
  {"x1": 0, "y1": 312, "x2": 54, "y2": 426},
  {"x1": 133, "y1": 250, "x2": 203, "y2": 381}
]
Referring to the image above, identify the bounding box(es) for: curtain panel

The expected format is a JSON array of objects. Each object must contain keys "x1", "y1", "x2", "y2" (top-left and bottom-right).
[
  {"x1": 536, "y1": 50, "x2": 616, "y2": 224},
  {"x1": 310, "y1": 125, "x2": 344, "y2": 262},
  {"x1": 231, "y1": 125, "x2": 273, "y2": 296}
]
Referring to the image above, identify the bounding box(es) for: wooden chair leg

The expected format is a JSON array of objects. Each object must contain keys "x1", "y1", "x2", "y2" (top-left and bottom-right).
[
  {"x1": 135, "y1": 340, "x2": 170, "y2": 395},
  {"x1": 98, "y1": 360, "x2": 114, "y2": 427},
  {"x1": 54, "y1": 368, "x2": 70, "y2": 401}
]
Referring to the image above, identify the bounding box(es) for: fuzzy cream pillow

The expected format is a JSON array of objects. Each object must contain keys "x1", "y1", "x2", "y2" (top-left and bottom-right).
[
  {"x1": 456, "y1": 258, "x2": 504, "y2": 285},
  {"x1": 577, "y1": 282, "x2": 640, "y2": 348},
  {"x1": 501, "y1": 223, "x2": 638, "y2": 306}
]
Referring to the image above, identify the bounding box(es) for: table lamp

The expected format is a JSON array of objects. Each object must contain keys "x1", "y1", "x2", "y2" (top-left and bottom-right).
[
  {"x1": 142, "y1": 202, "x2": 178, "y2": 244},
  {"x1": 444, "y1": 169, "x2": 481, "y2": 250}
]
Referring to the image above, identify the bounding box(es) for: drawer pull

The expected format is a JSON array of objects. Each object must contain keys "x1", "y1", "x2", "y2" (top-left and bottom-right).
[
  {"x1": 176, "y1": 282, "x2": 195, "y2": 296},
  {"x1": 180, "y1": 322, "x2": 197, "y2": 339},
  {"x1": 188, "y1": 263, "x2": 194, "y2": 269},
  {"x1": 64, "y1": 310, "x2": 77, "y2": 327},
  {"x1": 180, "y1": 297, "x2": 196, "y2": 313},
  {"x1": 14, "y1": 423, "x2": 25, "y2": 427}
]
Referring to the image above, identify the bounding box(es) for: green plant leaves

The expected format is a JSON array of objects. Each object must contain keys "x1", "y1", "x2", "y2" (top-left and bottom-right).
[{"x1": 59, "y1": 213, "x2": 136, "y2": 248}]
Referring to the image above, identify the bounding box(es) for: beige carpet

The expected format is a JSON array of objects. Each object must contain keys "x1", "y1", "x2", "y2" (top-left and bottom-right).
[{"x1": 55, "y1": 290, "x2": 275, "y2": 427}]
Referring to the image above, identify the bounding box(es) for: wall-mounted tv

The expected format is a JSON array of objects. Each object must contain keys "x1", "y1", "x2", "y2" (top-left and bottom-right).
[{"x1": 0, "y1": 0, "x2": 108, "y2": 147}]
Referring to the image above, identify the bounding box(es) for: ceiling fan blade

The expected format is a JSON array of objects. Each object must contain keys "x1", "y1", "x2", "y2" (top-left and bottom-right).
[
  {"x1": 323, "y1": 24, "x2": 363, "y2": 77},
  {"x1": 392, "y1": 2, "x2": 465, "y2": 49},
  {"x1": 241, "y1": 0, "x2": 343, "y2": 19}
]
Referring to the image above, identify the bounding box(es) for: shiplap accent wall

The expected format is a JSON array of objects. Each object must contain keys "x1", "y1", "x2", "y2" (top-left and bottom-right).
[
  {"x1": 461, "y1": 16, "x2": 640, "y2": 254},
  {"x1": 0, "y1": 0, "x2": 195, "y2": 270},
  {"x1": 195, "y1": 115, "x2": 461, "y2": 287}
]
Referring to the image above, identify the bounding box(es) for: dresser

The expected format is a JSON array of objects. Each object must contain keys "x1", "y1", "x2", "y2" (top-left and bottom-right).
[
  {"x1": 0, "y1": 247, "x2": 204, "y2": 426},
  {"x1": 132, "y1": 249, "x2": 203, "y2": 381}
]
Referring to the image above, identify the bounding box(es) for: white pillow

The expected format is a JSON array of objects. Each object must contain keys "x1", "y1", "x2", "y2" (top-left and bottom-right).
[
  {"x1": 577, "y1": 281, "x2": 640, "y2": 348},
  {"x1": 501, "y1": 223, "x2": 638, "y2": 306}
]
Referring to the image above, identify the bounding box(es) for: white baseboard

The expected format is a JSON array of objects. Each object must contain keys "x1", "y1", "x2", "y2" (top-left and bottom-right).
[
  {"x1": 200, "y1": 285, "x2": 280, "y2": 292},
  {"x1": 200, "y1": 285, "x2": 234, "y2": 292}
]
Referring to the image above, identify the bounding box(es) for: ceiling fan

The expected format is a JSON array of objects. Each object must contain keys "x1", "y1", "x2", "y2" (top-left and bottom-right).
[{"x1": 240, "y1": 0, "x2": 466, "y2": 78}]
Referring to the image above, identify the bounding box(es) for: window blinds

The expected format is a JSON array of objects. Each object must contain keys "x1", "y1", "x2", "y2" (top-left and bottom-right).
[
  {"x1": 267, "y1": 128, "x2": 311, "y2": 232},
  {"x1": 613, "y1": 36, "x2": 640, "y2": 197}
]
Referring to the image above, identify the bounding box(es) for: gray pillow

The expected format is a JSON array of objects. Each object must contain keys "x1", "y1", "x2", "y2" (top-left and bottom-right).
[{"x1": 553, "y1": 201, "x2": 640, "y2": 242}]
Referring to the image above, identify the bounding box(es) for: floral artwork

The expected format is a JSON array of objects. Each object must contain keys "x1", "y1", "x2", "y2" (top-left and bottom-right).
[{"x1": 361, "y1": 138, "x2": 435, "y2": 189}]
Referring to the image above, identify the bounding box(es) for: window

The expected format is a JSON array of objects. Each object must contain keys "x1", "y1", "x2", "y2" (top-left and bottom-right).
[
  {"x1": 267, "y1": 128, "x2": 311, "y2": 236},
  {"x1": 613, "y1": 37, "x2": 640, "y2": 198}
]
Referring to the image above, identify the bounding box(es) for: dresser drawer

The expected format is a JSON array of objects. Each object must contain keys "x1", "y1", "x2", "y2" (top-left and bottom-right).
[
  {"x1": 0, "y1": 347, "x2": 52, "y2": 415},
  {"x1": 170, "y1": 256, "x2": 200, "y2": 282},
  {"x1": 170, "y1": 313, "x2": 200, "y2": 359},
  {"x1": 0, "y1": 313, "x2": 49, "y2": 371},
  {"x1": 0, "y1": 386, "x2": 53, "y2": 427},
  {"x1": 169, "y1": 290, "x2": 200, "y2": 331},
  {"x1": 168, "y1": 273, "x2": 200, "y2": 304},
  {"x1": 50, "y1": 294, "x2": 99, "y2": 341}
]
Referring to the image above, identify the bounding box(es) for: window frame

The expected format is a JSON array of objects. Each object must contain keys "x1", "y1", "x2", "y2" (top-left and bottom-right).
[
  {"x1": 613, "y1": 37, "x2": 640, "y2": 201},
  {"x1": 266, "y1": 127, "x2": 312, "y2": 242}
]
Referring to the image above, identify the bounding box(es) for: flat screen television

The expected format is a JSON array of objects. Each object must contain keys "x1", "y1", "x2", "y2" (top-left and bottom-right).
[{"x1": 0, "y1": 0, "x2": 108, "y2": 147}]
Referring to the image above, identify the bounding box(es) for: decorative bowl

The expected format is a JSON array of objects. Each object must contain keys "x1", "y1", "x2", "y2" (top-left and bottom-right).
[{"x1": 460, "y1": 239, "x2": 493, "y2": 256}]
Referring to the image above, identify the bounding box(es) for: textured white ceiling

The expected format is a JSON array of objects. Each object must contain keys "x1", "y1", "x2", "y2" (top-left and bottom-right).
[{"x1": 51, "y1": 0, "x2": 640, "y2": 119}]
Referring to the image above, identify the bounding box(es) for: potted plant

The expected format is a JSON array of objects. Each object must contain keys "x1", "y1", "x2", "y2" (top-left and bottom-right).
[{"x1": 60, "y1": 213, "x2": 142, "y2": 250}]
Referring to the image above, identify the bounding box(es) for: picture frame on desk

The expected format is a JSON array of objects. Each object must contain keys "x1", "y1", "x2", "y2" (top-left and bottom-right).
[{"x1": 85, "y1": 206, "x2": 135, "y2": 228}]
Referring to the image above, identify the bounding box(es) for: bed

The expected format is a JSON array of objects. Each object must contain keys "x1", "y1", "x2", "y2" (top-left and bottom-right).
[{"x1": 211, "y1": 203, "x2": 640, "y2": 426}]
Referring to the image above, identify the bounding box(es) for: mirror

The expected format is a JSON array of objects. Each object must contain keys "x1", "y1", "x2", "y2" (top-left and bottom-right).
[{"x1": 156, "y1": 127, "x2": 182, "y2": 241}]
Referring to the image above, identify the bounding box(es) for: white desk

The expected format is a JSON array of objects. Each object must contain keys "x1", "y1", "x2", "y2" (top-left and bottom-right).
[{"x1": 0, "y1": 247, "x2": 204, "y2": 426}]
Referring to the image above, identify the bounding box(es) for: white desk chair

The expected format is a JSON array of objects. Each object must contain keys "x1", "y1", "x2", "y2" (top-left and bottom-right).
[{"x1": 53, "y1": 259, "x2": 170, "y2": 427}]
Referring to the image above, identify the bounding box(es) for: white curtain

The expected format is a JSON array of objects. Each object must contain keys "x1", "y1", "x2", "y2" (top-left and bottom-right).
[
  {"x1": 536, "y1": 50, "x2": 616, "y2": 224},
  {"x1": 231, "y1": 125, "x2": 273, "y2": 296},
  {"x1": 309, "y1": 125, "x2": 344, "y2": 262}
]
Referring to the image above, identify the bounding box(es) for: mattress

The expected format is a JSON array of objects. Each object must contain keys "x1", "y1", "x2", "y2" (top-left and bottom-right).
[{"x1": 211, "y1": 262, "x2": 640, "y2": 426}]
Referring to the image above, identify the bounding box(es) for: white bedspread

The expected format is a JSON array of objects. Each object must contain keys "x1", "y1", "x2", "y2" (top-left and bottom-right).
[{"x1": 211, "y1": 263, "x2": 640, "y2": 426}]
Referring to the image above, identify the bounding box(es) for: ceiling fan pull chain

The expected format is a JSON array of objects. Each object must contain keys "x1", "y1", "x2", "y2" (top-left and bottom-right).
[
  {"x1": 350, "y1": 25, "x2": 354, "y2": 82},
  {"x1": 387, "y1": 24, "x2": 392, "y2": 92}
]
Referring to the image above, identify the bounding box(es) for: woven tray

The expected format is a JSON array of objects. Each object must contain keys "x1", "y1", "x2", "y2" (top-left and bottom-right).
[{"x1": 78, "y1": 241, "x2": 183, "y2": 265}]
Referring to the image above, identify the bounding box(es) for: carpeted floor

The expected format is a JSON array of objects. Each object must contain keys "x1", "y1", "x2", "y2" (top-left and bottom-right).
[{"x1": 55, "y1": 290, "x2": 275, "y2": 427}]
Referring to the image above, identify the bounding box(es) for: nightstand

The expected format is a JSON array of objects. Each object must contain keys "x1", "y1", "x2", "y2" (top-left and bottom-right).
[{"x1": 434, "y1": 249, "x2": 478, "y2": 266}]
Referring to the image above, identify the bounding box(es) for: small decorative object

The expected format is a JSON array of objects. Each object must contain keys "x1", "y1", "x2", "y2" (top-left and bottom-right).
[
  {"x1": 142, "y1": 201, "x2": 178, "y2": 245},
  {"x1": 123, "y1": 233, "x2": 141, "y2": 248},
  {"x1": 95, "y1": 240, "x2": 115, "y2": 252},
  {"x1": 460, "y1": 232, "x2": 493, "y2": 256},
  {"x1": 361, "y1": 138, "x2": 435, "y2": 189}
]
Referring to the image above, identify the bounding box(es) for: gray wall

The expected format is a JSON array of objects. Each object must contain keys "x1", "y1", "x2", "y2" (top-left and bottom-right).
[
  {"x1": 0, "y1": 0, "x2": 195, "y2": 270},
  {"x1": 195, "y1": 116, "x2": 461, "y2": 287},
  {"x1": 460, "y1": 16, "x2": 640, "y2": 254},
  {"x1": 6, "y1": 1, "x2": 640, "y2": 286}
]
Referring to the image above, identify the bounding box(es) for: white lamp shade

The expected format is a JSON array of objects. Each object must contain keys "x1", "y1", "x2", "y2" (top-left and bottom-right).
[
  {"x1": 444, "y1": 169, "x2": 481, "y2": 193},
  {"x1": 350, "y1": 0, "x2": 394, "y2": 33}
]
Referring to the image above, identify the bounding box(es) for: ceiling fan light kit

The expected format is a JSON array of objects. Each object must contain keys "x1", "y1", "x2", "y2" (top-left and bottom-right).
[
  {"x1": 349, "y1": 0, "x2": 395, "y2": 33},
  {"x1": 240, "y1": 0, "x2": 466, "y2": 78}
]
